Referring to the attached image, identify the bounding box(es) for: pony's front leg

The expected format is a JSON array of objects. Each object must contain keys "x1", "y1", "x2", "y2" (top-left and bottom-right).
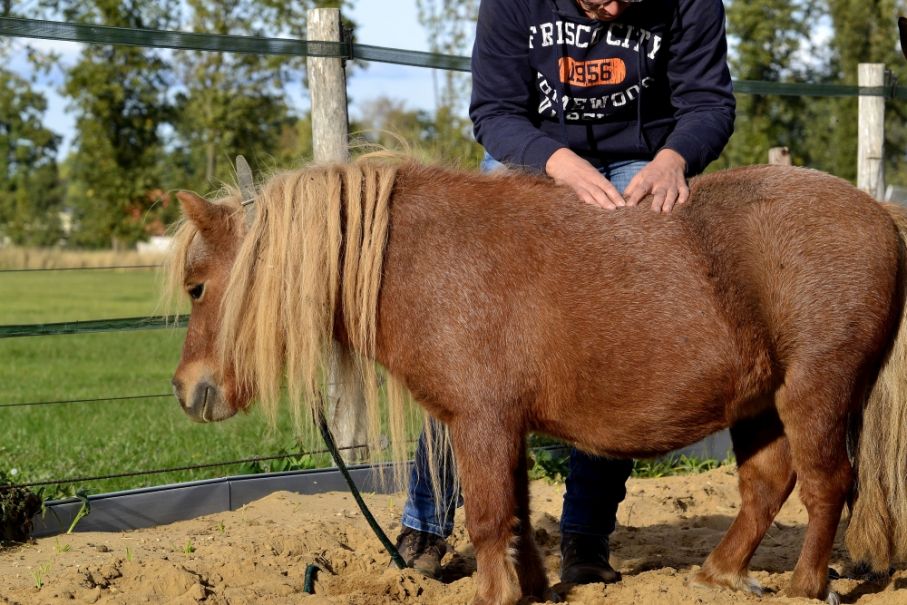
[{"x1": 451, "y1": 417, "x2": 525, "y2": 605}]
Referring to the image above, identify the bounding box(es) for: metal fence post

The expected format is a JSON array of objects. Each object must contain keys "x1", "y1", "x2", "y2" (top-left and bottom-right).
[
  {"x1": 858, "y1": 63, "x2": 885, "y2": 199},
  {"x1": 307, "y1": 8, "x2": 368, "y2": 462}
]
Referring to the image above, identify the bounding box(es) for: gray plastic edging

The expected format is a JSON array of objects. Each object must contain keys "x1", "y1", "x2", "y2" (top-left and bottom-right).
[
  {"x1": 31, "y1": 462, "x2": 401, "y2": 537},
  {"x1": 30, "y1": 430, "x2": 731, "y2": 538}
]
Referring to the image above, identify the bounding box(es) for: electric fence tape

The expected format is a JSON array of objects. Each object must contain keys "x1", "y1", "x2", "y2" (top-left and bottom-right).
[{"x1": 1, "y1": 17, "x2": 903, "y2": 97}]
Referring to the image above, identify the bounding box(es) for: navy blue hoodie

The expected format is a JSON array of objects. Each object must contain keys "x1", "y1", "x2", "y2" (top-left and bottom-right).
[{"x1": 469, "y1": 0, "x2": 735, "y2": 176}]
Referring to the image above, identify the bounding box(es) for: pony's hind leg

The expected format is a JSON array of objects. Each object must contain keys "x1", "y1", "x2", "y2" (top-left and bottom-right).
[
  {"x1": 694, "y1": 410, "x2": 795, "y2": 594},
  {"x1": 775, "y1": 377, "x2": 853, "y2": 603},
  {"x1": 514, "y1": 440, "x2": 548, "y2": 599},
  {"x1": 450, "y1": 416, "x2": 525, "y2": 605}
]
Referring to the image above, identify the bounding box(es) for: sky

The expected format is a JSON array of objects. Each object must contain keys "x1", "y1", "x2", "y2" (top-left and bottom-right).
[{"x1": 7, "y1": 1, "x2": 474, "y2": 158}]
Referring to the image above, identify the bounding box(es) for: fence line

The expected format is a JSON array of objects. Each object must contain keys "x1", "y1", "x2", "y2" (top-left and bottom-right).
[
  {"x1": 0, "y1": 393, "x2": 171, "y2": 408},
  {"x1": 0, "y1": 440, "x2": 559, "y2": 493},
  {"x1": 0, "y1": 264, "x2": 159, "y2": 273},
  {"x1": 0, "y1": 316, "x2": 186, "y2": 339},
  {"x1": 0, "y1": 446, "x2": 357, "y2": 492},
  {"x1": 0, "y1": 16, "x2": 902, "y2": 99}
]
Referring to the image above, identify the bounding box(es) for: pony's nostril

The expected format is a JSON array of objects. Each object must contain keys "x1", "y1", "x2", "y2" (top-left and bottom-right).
[{"x1": 202, "y1": 385, "x2": 212, "y2": 421}]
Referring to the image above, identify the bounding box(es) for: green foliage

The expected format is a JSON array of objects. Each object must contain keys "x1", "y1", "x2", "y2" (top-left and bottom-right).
[
  {"x1": 21, "y1": 0, "x2": 351, "y2": 247},
  {"x1": 238, "y1": 450, "x2": 323, "y2": 475},
  {"x1": 525, "y1": 435, "x2": 733, "y2": 484},
  {"x1": 410, "y1": 0, "x2": 483, "y2": 168},
  {"x1": 825, "y1": 0, "x2": 907, "y2": 184},
  {"x1": 717, "y1": 0, "x2": 848, "y2": 172},
  {"x1": 58, "y1": 1, "x2": 178, "y2": 248},
  {"x1": 416, "y1": 0, "x2": 478, "y2": 110},
  {"x1": 720, "y1": 0, "x2": 907, "y2": 184},
  {"x1": 169, "y1": 0, "x2": 316, "y2": 191},
  {"x1": 632, "y1": 454, "x2": 735, "y2": 479},
  {"x1": 0, "y1": 68, "x2": 63, "y2": 245},
  {"x1": 354, "y1": 97, "x2": 483, "y2": 167},
  {"x1": 527, "y1": 447, "x2": 570, "y2": 483},
  {"x1": 64, "y1": 491, "x2": 90, "y2": 535}
]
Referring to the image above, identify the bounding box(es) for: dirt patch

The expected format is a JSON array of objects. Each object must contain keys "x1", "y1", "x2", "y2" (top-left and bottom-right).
[
  {"x1": 0, "y1": 485, "x2": 42, "y2": 544},
  {"x1": 0, "y1": 467, "x2": 905, "y2": 604}
]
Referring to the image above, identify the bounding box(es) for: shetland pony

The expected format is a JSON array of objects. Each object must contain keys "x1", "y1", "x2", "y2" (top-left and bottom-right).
[{"x1": 167, "y1": 159, "x2": 907, "y2": 605}]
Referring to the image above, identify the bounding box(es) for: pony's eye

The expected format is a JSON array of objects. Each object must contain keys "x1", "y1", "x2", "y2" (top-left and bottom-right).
[{"x1": 188, "y1": 283, "x2": 205, "y2": 301}]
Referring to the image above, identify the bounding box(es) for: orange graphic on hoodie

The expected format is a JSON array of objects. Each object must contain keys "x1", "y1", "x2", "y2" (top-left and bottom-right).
[{"x1": 558, "y1": 56, "x2": 627, "y2": 87}]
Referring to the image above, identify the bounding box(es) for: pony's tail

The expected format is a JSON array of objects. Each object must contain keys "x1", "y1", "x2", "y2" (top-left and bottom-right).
[{"x1": 846, "y1": 203, "x2": 907, "y2": 571}]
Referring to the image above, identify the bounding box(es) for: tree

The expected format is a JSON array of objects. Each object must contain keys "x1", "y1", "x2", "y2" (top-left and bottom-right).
[
  {"x1": 44, "y1": 0, "x2": 180, "y2": 248},
  {"x1": 42, "y1": 0, "x2": 349, "y2": 247},
  {"x1": 411, "y1": 0, "x2": 483, "y2": 166},
  {"x1": 824, "y1": 0, "x2": 907, "y2": 183},
  {"x1": 722, "y1": 0, "x2": 907, "y2": 183},
  {"x1": 718, "y1": 0, "x2": 824, "y2": 170},
  {"x1": 0, "y1": 68, "x2": 63, "y2": 245},
  {"x1": 355, "y1": 96, "x2": 481, "y2": 166},
  {"x1": 172, "y1": 0, "x2": 352, "y2": 193},
  {"x1": 416, "y1": 0, "x2": 478, "y2": 111}
]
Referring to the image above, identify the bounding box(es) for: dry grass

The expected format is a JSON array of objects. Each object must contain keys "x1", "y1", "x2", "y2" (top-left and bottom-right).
[{"x1": 0, "y1": 247, "x2": 167, "y2": 270}]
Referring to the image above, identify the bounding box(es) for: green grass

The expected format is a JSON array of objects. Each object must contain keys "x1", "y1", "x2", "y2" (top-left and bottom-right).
[
  {"x1": 0, "y1": 268, "x2": 320, "y2": 500},
  {"x1": 2, "y1": 269, "x2": 167, "y2": 324},
  {"x1": 632, "y1": 454, "x2": 734, "y2": 478},
  {"x1": 526, "y1": 435, "x2": 733, "y2": 484}
]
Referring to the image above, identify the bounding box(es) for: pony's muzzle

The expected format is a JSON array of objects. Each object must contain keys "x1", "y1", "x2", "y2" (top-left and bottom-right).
[{"x1": 173, "y1": 377, "x2": 236, "y2": 422}]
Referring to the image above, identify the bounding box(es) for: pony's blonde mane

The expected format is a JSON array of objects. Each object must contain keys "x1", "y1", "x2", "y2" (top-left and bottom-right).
[
  {"x1": 228, "y1": 159, "x2": 415, "y2": 465},
  {"x1": 165, "y1": 159, "x2": 424, "y2": 482}
]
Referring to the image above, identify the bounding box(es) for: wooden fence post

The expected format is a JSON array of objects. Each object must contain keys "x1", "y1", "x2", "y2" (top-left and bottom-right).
[
  {"x1": 307, "y1": 8, "x2": 368, "y2": 462},
  {"x1": 858, "y1": 63, "x2": 885, "y2": 199},
  {"x1": 768, "y1": 147, "x2": 791, "y2": 166},
  {"x1": 307, "y1": 8, "x2": 349, "y2": 164}
]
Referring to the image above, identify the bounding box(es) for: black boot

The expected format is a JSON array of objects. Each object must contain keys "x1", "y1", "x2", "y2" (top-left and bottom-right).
[{"x1": 560, "y1": 532, "x2": 621, "y2": 584}]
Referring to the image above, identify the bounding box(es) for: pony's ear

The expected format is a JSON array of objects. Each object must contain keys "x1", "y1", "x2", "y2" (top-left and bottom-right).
[
  {"x1": 900, "y1": 17, "x2": 907, "y2": 61},
  {"x1": 176, "y1": 191, "x2": 232, "y2": 233}
]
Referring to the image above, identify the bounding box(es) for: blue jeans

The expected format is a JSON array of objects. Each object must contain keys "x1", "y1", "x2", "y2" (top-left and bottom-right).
[
  {"x1": 401, "y1": 152, "x2": 647, "y2": 538},
  {"x1": 481, "y1": 153, "x2": 648, "y2": 195}
]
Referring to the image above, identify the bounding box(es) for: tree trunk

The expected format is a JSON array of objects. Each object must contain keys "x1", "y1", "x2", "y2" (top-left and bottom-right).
[{"x1": 205, "y1": 141, "x2": 216, "y2": 184}]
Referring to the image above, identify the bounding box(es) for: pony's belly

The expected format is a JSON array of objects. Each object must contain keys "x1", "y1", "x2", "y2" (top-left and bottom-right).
[
  {"x1": 534, "y1": 398, "x2": 730, "y2": 459},
  {"x1": 582, "y1": 423, "x2": 727, "y2": 459}
]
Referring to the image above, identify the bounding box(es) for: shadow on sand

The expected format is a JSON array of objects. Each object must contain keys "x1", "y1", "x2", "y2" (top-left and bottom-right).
[{"x1": 435, "y1": 512, "x2": 900, "y2": 604}]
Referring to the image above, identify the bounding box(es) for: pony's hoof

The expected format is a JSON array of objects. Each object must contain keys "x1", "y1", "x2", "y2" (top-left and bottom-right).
[
  {"x1": 826, "y1": 591, "x2": 841, "y2": 605},
  {"x1": 741, "y1": 576, "x2": 764, "y2": 597},
  {"x1": 692, "y1": 568, "x2": 762, "y2": 596},
  {"x1": 543, "y1": 587, "x2": 564, "y2": 603}
]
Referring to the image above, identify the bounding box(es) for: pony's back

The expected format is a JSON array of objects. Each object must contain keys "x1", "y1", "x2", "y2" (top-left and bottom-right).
[{"x1": 375, "y1": 162, "x2": 900, "y2": 457}]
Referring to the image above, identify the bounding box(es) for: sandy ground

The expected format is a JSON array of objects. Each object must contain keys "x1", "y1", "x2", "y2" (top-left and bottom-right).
[{"x1": 1, "y1": 466, "x2": 906, "y2": 605}]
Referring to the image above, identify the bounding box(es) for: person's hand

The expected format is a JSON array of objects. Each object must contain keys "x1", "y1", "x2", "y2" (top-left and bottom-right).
[
  {"x1": 545, "y1": 148, "x2": 626, "y2": 210},
  {"x1": 624, "y1": 149, "x2": 689, "y2": 213}
]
